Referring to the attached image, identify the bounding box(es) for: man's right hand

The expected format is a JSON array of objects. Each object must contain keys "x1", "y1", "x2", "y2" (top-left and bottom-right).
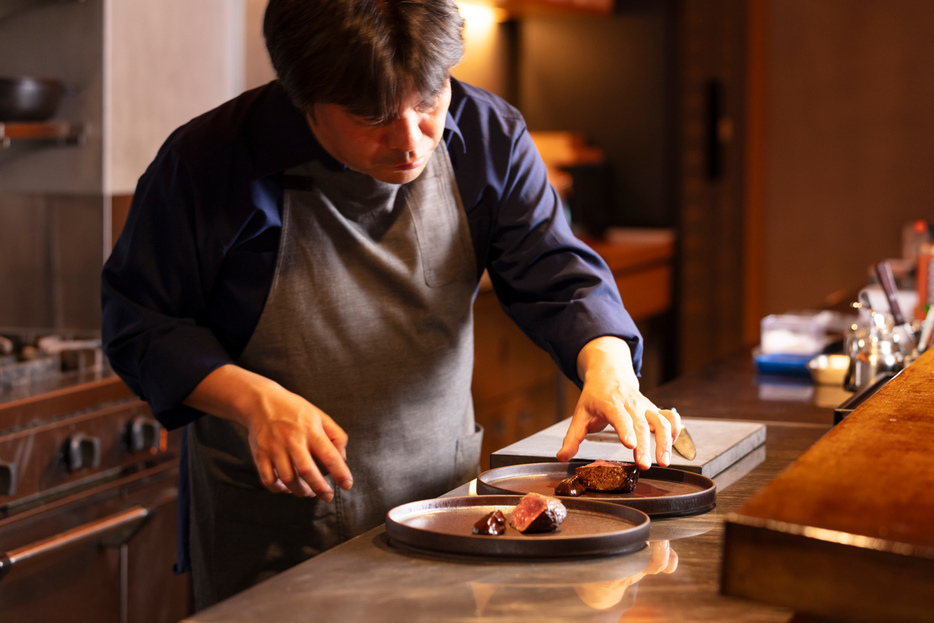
[{"x1": 183, "y1": 364, "x2": 352, "y2": 500}]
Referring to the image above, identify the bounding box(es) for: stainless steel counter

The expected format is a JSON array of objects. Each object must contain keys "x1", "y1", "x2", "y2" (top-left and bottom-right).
[{"x1": 184, "y1": 353, "x2": 836, "y2": 623}]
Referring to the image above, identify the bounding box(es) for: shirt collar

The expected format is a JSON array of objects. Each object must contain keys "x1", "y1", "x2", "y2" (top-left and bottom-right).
[{"x1": 443, "y1": 108, "x2": 466, "y2": 157}]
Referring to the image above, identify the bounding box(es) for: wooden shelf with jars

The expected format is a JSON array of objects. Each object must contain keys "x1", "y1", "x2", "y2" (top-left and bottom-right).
[
  {"x1": 0, "y1": 121, "x2": 84, "y2": 149},
  {"x1": 492, "y1": 0, "x2": 614, "y2": 18},
  {"x1": 0, "y1": 0, "x2": 84, "y2": 24}
]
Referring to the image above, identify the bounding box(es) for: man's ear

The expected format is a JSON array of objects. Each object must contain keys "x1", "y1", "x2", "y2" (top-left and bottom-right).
[{"x1": 304, "y1": 106, "x2": 317, "y2": 124}]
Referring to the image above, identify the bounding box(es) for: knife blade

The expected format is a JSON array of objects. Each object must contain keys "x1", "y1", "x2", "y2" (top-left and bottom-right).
[
  {"x1": 661, "y1": 408, "x2": 697, "y2": 461},
  {"x1": 672, "y1": 425, "x2": 697, "y2": 460},
  {"x1": 582, "y1": 408, "x2": 697, "y2": 461}
]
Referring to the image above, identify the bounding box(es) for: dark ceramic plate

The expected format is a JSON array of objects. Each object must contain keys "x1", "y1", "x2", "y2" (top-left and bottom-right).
[
  {"x1": 476, "y1": 462, "x2": 716, "y2": 517},
  {"x1": 385, "y1": 495, "x2": 650, "y2": 559}
]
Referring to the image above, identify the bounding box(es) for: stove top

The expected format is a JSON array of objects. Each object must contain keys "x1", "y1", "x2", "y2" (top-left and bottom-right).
[{"x1": 0, "y1": 328, "x2": 104, "y2": 400}]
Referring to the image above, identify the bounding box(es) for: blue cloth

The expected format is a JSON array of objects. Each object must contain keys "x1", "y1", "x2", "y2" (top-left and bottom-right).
[{"x1": 101, "y1": 77, "x2": 643, "y2": 573}]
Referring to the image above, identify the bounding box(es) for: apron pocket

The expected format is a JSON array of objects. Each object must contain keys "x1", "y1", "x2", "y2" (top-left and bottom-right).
[
  {"x1": 408, "y1": 162, "x2": 475, "y2": 288},
  {"x1": 208, "y1": 483, "x2": 342, "y2": 602},
  {"x1": 451, "y1": 424, "x2": 484, "y2": 488}
]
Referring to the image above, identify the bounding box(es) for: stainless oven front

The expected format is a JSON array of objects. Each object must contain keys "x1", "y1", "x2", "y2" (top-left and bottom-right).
[{"x1": 1, "y1": 368, "x2": 190, "y2": 623}]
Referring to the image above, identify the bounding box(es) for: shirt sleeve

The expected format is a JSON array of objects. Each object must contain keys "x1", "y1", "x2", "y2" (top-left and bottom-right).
[
  {"x1": 485, "y1": 125, "x2": 644, "y2": 387},
  {"x1": 101, "y1": 148, "x2": 235, "y2": 429}
]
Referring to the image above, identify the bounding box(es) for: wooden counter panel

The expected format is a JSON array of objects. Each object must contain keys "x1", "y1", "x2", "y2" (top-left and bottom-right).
[
  {"x1": 722, "y1": 520, "x2": 933, "y2": 623},
  {"x1": 735, "y1": 348, "x2": 934, "y2": 546},
  {"x1": 721, "y1": 348, "x2": 934, "y2": 622}
]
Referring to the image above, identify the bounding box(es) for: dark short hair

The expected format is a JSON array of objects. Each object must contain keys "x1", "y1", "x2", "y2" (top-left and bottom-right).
[{"x1": 264, "y1": 0, "x2": 464, "y2": 121}]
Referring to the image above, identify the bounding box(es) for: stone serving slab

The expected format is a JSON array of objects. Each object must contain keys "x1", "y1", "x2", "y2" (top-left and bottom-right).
[{"x1": 490, "y1": 417, "x2": 767, "y2": 478}]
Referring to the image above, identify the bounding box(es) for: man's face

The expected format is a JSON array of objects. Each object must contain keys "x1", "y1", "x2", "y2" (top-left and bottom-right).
[{"x1": 306, "y1": 79, "x2": 452, "y2": 185}]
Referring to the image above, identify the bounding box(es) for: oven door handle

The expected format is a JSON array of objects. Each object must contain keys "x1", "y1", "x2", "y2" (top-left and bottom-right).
[{"x1": 0, "y1": 505, "x2": 150, "y2": 581}]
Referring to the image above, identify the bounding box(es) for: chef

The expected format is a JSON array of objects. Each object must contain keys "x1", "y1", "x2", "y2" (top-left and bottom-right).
[{"x1": 101, "y1": 0, "x2": 681, "y2": 610}]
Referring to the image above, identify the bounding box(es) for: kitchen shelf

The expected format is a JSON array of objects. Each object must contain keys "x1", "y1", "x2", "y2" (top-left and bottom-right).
[
  {"x1": 0, "y1": 0, "x2": 84, "y2": 24},
  {"x1": 495, "y1": 0, "x2": 614, "y2": 17},
  {"x1": 0, "y1": 121, "x2": 85, "y2": 149}
]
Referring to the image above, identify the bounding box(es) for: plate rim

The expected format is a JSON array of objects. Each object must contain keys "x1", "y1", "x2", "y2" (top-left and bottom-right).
[
  {"x1": 476, "y1": 461, "x2": 717, "y2": 517},
  {"x1": 385, "y1": 494, "x2": 651, "y2": 559}
]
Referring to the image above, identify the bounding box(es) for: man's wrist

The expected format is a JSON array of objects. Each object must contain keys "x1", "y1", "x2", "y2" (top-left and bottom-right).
[{"x1": 577, "y1": 336, "x2": 638, "y2": 387}]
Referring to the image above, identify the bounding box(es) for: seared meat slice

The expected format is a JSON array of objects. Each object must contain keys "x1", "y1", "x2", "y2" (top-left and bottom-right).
[
  {"x1": 574, "y1": 459, "x2": 639, "y2": 493},
  {"x1": 509, "y1": 492, "x2": 567, "y2": 533}
]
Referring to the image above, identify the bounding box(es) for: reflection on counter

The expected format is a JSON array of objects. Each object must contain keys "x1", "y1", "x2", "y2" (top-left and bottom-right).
[
  {"x1": 812, "y1": 383, "x2": 854, "y2": 409},
  {"x1": 756, "y1": 374, "x2": 854, "y2": 409},
  {"x1": 756, "y1": 375, "x2": 814, "y2": 402},
  {"x1": 468, "y1": 540, "x2": 678, "y2": 621}
]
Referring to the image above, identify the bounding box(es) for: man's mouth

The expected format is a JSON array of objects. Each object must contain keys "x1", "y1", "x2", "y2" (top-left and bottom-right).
[
  {"x1": 395, "y1": 156, "x2": 424, "y2": 171},
  {"x1": 394, "y1": 154, "x2": 426, "y2": 170}
]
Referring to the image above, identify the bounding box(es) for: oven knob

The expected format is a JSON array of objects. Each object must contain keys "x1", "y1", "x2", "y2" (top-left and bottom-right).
[
  {"x1": 0, "y1": 462, "x2": 16, "y2": 496},
  {"x1": 66, "y1": 433, "x2": 101, "y2": 472},
  {"x1": 128, "y1": 416, "x2": 163, "y2": 453}
]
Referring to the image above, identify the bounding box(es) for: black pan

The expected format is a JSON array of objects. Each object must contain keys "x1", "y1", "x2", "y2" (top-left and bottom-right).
[{"x1": 0, "y1": 77, "x2": 65, "y2": 122}]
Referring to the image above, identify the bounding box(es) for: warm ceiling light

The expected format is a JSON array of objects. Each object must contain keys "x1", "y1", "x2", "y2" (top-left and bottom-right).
[{"x1": 457, "y1": 1, "x2": 508, "y2": 28}]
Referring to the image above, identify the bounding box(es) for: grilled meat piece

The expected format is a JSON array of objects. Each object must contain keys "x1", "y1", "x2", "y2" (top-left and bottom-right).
[
  {"x1": 575, "y1": 459, "x2": 639, "y2": 493},
  {"x1": 472, "y1": 509, "x2": 507, "y2": 536},
  {"x1": 554, "y1": 475, "x2": 586, "y2": 497},
  {"x1": 509, "y1": 492, "x2": 568, "y2": 533}
]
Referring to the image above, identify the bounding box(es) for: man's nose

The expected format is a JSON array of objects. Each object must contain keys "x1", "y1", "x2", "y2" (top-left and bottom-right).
[{"x1": 386, "y1": 111, "x2": 421, "y2": 153}]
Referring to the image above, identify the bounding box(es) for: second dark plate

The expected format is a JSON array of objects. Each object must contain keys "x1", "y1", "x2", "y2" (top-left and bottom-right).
[{"x1": 477, "y1": 462, "x2": 716, "y2": 517}]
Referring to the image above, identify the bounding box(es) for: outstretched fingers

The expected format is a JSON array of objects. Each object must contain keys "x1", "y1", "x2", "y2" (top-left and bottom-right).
[{"x1": 644, "y1": 408, "x2": 672, "y2": 468}]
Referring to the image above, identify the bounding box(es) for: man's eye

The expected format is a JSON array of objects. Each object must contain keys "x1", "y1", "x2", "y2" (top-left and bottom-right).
[
  {"x1": 416, "y1": 100, "x2": 437, "y2": 113},
  {"x1": 359, "y1": 117, "x2": 389, "y2": 127}
]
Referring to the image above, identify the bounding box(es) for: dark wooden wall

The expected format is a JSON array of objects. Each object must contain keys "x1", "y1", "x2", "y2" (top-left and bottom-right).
[
  {"x1": 516, "y1": 0, "x2": 934, "y2": 376},
  {"x1": 517, "y1": 2, "x2": 676, "y2": 229},
  {"x1": 761, "y1": 0, "x2": 934, "y2": 316}
]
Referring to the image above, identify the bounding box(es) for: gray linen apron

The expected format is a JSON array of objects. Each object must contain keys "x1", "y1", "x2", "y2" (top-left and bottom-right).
[{"x1": 187, "y1": 146, "x2": 481, "y2": 608}]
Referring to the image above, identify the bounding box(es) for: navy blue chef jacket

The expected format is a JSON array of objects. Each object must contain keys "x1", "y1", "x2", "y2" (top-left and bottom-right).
[{"x1": 101, "y1": 78, "x2": 644, "y2": 572}]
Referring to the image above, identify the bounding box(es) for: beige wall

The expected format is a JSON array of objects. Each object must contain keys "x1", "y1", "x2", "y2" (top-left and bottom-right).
[
  {"x1": 245, "y1": 0, "x2": 276, "y2": 89},
  {"x1": 107, "y1": 0, "x2": 244, "y2": 194}
]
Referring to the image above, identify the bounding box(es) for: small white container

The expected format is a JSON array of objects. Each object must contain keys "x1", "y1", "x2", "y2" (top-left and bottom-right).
[
  {"x1": 760, "y1": 312, "x2": 828, "y2": 355},
  {"x1": 807, "y1": 354, "x2": 851, "y2": 386}
]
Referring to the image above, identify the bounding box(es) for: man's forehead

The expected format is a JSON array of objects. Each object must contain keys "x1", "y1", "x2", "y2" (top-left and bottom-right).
[
  {"x1": 387, "y1": 78, "x2": 451, "y2": 108},
  {"x1": 340, "y1": 78, "x2": 451, "y2": 119}
]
